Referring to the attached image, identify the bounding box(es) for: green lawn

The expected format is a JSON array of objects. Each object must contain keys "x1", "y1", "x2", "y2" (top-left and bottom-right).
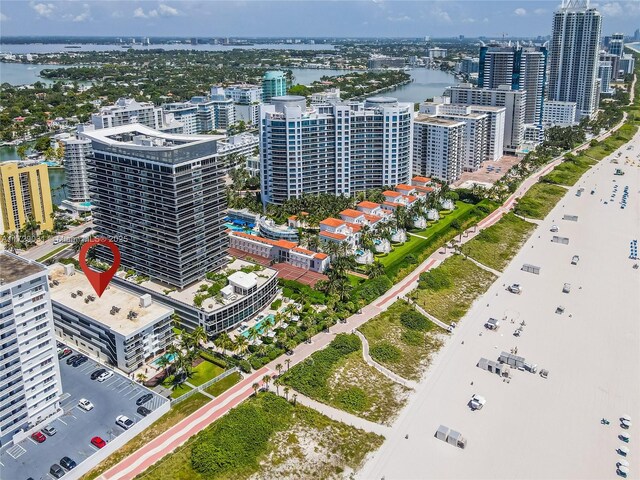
[
  {"x1": 204, "y1": 371, "x2": 242, "y2": 397},
  {"x1": 135, "y1": 393, "x2": 383, "y2": 480},
  {"x1": 280, "y1": 334, "x2": 410, "y2": 425},
  {"x1": 515, "y1": 183, "x2": 567, "y2": 220},
  {"x1": 541, "y1": 155, "x2": 597, "y2": 186},
  {"x1": 36, "y1": 244, "x2": 70, "y2": 262},
  {"x1": 167, "y1": 382, "x2": 193, "y2": 399},
  {"x1": 358, "y1": 300, "x2": 447, "y2": 381},
  {"x1": 188, "y1": 360, "x2": 225, "y2": 387},
  {"x1": 585, "y1": 124, "x2": 638, "y2": 160},
  {"x1": 382, "y1": 200, "x2": 496, "y2": 281},
  {"x1": 460, "y1": 213, "x2": 536, "y2": 271},
  {"x1": 81, "y1": 392, "x2": 211, "y2": 480},
  {"x1": 412, "y1": 254, "x2": 496, "y2": 324}
]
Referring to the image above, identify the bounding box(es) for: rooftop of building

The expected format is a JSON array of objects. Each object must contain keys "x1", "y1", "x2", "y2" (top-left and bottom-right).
[
  {"x1": 357, "y1": 201, "x2": 381, "y2": 209},
  {"x1": 414, "y1": 115, "x2": 464, "y2": 126},
  {"x1": 263, "y1": 71, "x2": 286, "y2": 79},
  {"x1": 82, "y1": 124, "x2": 224, "y2": 150},
  {"x1": 134, "y1": 258, "x2": 277, "y2": 313},
  {"x1": 0, "y1": 252, "x2": 47, "y2": 285},
  {"x1": 320, "y1": 218, "x2": 346, "y2": 228},
  {"x1": 48, "y1": 263, "x2": 172, "y2": 336},
  {"x1": 340, "y1": 209, "x2": 365, "y2": 218}
]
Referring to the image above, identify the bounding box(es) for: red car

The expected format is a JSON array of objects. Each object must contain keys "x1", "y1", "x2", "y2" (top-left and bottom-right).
[
  {"x1": 91, "y1": 436, "x2": 106, "y2": 449},
  {"x1": 31, "y1": 431, "x2": 46, "y2": 443}
]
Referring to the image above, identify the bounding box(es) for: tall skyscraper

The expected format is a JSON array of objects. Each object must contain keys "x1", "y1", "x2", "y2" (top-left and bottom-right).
[
  {"x1": 262, "y1": 71, "x2": 287, "y2": 103},
  {"x1": 478, "y1": 44, "x2": 548, "y2": 125},
  {"x1": 548, "y1": 0, "x2": 602, "y2": 119},
  {"x1": 0, "y1": 162, "x2": 54, "y2": 234},
  {"x1": 260, "y1": 96, "x2": 413, "y2": 205},
  {"x1": 608, "y1": 33, "x2": 624, "y2": 57},
  {"x1": 84, "y1": 125, "x2": 228, "y2": 288},
  {"x1": 0, "y1": 252, "x2": 63, "y2": 445},
  {"x1": 54, "y1": 132, "x2": 93, "y2": 203},
  {"x1": 413, "y1": 116, "x2": 465, "y2": 184}
]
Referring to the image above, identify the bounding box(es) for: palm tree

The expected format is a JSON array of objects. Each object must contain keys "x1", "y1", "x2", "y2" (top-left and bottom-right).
[
  {"x1": 155, "y1": 355, "x2": 171, "y2": 378},
  {"x1": 247, "y1": 327, "x2": 260, "y2": 344},
  {"x1": 191, "y1": 326, "x2": 207, "y2": 350},
  {"x1": 275, "y1": 363, "x2": 283, "y2": 376},
  {"x1": 285, "y1": 340, "x2": 296, "y2": 354},
  {"x1": 273, "y1": 377, "x2": 281, "y2": 396},
  {"x1": 262, "y1": 374, "x2": 271, "y2": 391},
  {"x1": 1, "y1": 232, "x2": 20, "y2": 253},
  {"x1": 136, "y1": 373, "x2": 146, "y2": 383},
  {"x1": 285, "y1": 358, "x2": 291, "y2": 371},
  {"x1": 366, "y1": 261, "x2": 386, "y2": 279},
  {"x1": 284, "y1": 386, "x2": 290, "y2": 401},
  {"x1": 292, "y1": 393, "x2": 298, "y2": 406},
  {"x1": 234, "y1": 335, "x2": 248, "y2": 356},
  {"x1": 252, "y1": 382, "x2": 260, "y2": 396}
]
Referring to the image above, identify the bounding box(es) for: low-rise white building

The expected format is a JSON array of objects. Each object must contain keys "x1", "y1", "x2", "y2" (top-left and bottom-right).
[
  {"x1": 48, "y1": 264, "x2": 174, "y2": 373},
  {"x1": 542, "y1": 101, "x2": 577, "y2": 126}
]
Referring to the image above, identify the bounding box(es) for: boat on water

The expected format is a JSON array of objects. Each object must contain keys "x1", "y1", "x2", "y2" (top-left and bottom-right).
[
  {"x1": 65, "y1": 45, "x2": 81, "y2": 49},
  {"x1": 121, "y1": 45, "x2": 132, "y2": 48}
]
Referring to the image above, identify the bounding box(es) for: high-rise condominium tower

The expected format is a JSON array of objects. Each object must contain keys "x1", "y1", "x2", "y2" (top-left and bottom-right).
[
  {"x1": 548, "y1": 0, "x2": 602, "y2": 119},
  {"x1": 84, "y1": 125, "x2": 228, "y2": 288},
  {"x1": 260, "y1": 96, "x2": 413, "y2": 205},
  {"x1": 479, "y1": 44, "x2": 548, "y2": 125}
]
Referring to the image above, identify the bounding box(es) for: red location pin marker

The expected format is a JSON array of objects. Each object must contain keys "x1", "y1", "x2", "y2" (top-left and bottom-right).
[{"x1": 79, "y1": 238, "x2": 121, "y2": 297}]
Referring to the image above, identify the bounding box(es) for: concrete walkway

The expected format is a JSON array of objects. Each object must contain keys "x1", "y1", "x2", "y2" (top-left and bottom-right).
[
  {"x1": 292, "y1": 392, "x2": 392, "y2": 436},
  {"x1": 465, "y1": 256, "x2": 502, "y2": 276},
  {"x1": 354, "y1": 330, "x2": 418, "y2": 389},
  {"x1": 403, "y1": 297, "x2": 452, "y2": 332}
]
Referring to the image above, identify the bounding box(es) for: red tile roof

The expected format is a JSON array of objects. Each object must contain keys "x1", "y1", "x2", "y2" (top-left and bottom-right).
[
  {"x1": 320, "y1": 218, "x2": 345, "y2": 228},
  {"x1": 275, "y1": 240, "x2": 298, "y2": 249},
  {"x1": 412, "y1": 176, "x2": 432, "y2": 183},
  {"x1": 319, "y1": 231, "x2": 348, "y2": 241},
  {"x1": 314, "y1": 252, "x2": 328, "y2": 260},
  {"x1": 396, "y1": 184, "x2": 414, "y2": 191},
  {"x1": 345, "y1": 222, "x2": 362, "y2": 232},
  {"x1": 340, "y1": 209, "x2": 364, "y2": 218},
  {"x1": 364, "y1": 214, "x2": 382, "y2": 223},
  {"x1": 383, "y1": 190, "x2": 401, "y2": 198},
  {"x1": 357, "y1": 201, "x2": 380, "y2": 209},
  {"x1": 414, "y1": 185, "x2": 435, "y2": 193}
]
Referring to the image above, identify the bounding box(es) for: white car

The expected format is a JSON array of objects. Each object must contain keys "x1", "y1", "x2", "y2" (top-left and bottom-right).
[
  {"x1": 115, "y1": 415, "x2": 134, "y2": 430},
  {"x1": 97, "y1": 371, "x2": 114, "y2": 382},
  {"x1": 470, "y1": 394, "x2": 486, "y2": 410},
  {"x1": 550, "y1": 225, "x2": 559, "y2": 232},
  {"x1": 78, "y1": 398, "x2": 94, "y2": 411},
  {"x1": 507, "y1": 284, "x2": 522, "y2": 294}
]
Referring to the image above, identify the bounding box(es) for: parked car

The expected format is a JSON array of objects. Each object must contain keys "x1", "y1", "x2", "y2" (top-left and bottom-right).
[
  {"x1": 136, "y1": 393, "x2": 153, "y2": 406},
  {"x1": 72, "y1": 356, "x2": 88, "y2": 367},
  {"x1": 116, "y1": 415, "x2": 134, "y2": 430},
  {"x1": 91, "y1": 369, "x2": 107, "y2": 380},
  {"x1": 42, "y1": 424, "x2": 57, "y2": 436},
  {"x1": 31, "y1": 431, "x2": 46, "y2": 443},
  {"x1": 50, "y1": 464, "x2": 65, "y2": 478},
  {"x1": 97, "y1": 371, "x2": 114, "y2": 382},
  {"x1": 550, "y1": 225, "x2": 559, "y2": 232},
  {"x1": 91, "y1": 436, "x2": 107, "y2": 449},
  {"x1": 60, "y1": 457, "x2": 77, "y2": 470},
  {"x1": 507, "y1": 284, "x2": 522, "y2": 294},
  {"x1": 78, "y1": 398, "x2": 94, "y2": 411},
  {"x1": 65, "y1": 355, "x2": 79, "y2": 365},
  {"x1": 137, "y1": 406, "x2": 151, "y2": 417},
  {"x1": 58, "y1": 348, "x2": 72, "y2": 359}
]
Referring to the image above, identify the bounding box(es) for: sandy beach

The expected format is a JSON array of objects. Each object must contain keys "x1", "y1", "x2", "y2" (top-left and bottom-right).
[{"x1": 359, "y1": 130, "x2": 640, "y2": 480}]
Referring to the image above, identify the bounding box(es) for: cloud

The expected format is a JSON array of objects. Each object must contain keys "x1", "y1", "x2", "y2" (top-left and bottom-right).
[
  {"x1": 31, "y1": 2, "x2": 55, "y2": 18},
  {"x1": 0, "y1": 12, "x2": 8, "y2": 22},
  {"x1": 601, "y1": 1, "x2": 640, "y2": 17},
  {"x1": 387, "y1": 15, "x2": 410, "y2": 22},
  {"x1": 514, "y1": 8, "x2": 527, "y2": 16},
  {"x1": 134, "y1": 3, "x2": 180, "y2": 19},
  {"x1": 534, "y1": 8, "x2": 547, "y2": 15},
  {"x1": 433, "y1": 7, "x2": 451, "y2": 23},
  {"x1": 601, "y1": 2, "x2": 623, "y2": 16}
]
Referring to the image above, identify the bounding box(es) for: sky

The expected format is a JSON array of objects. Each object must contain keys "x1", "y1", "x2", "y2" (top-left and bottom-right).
[{"x1": 0, "y1": 1, "x2": 638, "y2": 38}]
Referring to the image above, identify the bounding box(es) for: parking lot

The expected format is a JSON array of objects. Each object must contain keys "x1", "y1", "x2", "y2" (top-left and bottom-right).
[{"x1": 0, "y1": 344, "x2": 168, "y2": 480}]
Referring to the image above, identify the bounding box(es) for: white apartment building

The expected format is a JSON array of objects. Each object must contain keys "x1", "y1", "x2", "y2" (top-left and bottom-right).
[
  {"x1": 419, "y1": 103, "x2": 489, "y2": 172},
  {"x1": 91, "y1": 97, "x2": 164, "y2": 130},
  {"x1": 225, "y1": 84, "x2": 262, "y2": 125},
  {"x1": 541, "y1": 100, "x2": 578, "y2": 126},
  {"x1": 447, "y1": 84, "x2": 525, "y2": 154},
  {"x1": 161, "y1": 102, "x2": 199, "y2": 134},
  {"x1": 428, "y1": 47, "x2": 448, "y2": 59},
  {"x1": 413, "y1": 116, "x2": 465, "y2": 184},
  {"x1": 260, "y1": 96, "x2": 413, "y2": 205},
  {"x1": 598, "y1": 61, "x2": 613, "y2": 94},
  {"x1": 0, "y1": 253, "x2": 63, "y2": 446},
  {"x1": 218, "y1": 133, "x2": 259, "y2": 163},
  {"x1": 548, "y1": 0, "x2": 602, "y2": 119},
  {"x1": 48, "y1": 263, "x2": 174, "y2": 373},
  {"x1": 53, "y1": 132, "x2": 92, "y2": 203},
  {"x1": 163, "y1": 94, "x2": 236, "y2": 133}
]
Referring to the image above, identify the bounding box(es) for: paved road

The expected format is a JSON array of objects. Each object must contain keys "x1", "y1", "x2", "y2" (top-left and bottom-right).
[{"x1": 18, "y1": 222, "x2": 94, "y2": 261}]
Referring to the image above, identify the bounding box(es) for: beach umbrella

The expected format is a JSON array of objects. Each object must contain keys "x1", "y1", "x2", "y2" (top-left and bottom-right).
[
  {"x1": 618, "y1": 445, "x2": 630, "y2": 455},
  {"x1": 621, "y1": 419, "x2": 632, "y2": 429},
  {"x1": 617, "y1": 459, "x2": 630, "y2": 468}
]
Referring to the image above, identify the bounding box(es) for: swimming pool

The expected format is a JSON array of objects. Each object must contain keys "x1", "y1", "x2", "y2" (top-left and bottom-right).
[
  {"x1": 152, "y1": 352, "x2": 177, "y2": 366},
  {"x1": 224, "y1": 222, "x2": 257, "y2": 234},
  {"x1": 241, "y1": 314, "x2": 275, "y2": 338}
]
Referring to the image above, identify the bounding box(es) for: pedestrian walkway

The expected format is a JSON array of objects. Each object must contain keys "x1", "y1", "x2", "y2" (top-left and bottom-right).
[
  {"x1": 354, "y1": 330, "x2": 418, "y2": 389},
  {"x1": 404, "y1": 299, "x2": 451, "y2": 332},
  {"x1": 292, "y1": 392, "x2": 391, "y2": 436},
  {"x1": 465, "y1": 256, "x2": 502, "y2": 276},
  {"x1": 101, "y1": 367, "x2": 272, "y2": 480}
]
